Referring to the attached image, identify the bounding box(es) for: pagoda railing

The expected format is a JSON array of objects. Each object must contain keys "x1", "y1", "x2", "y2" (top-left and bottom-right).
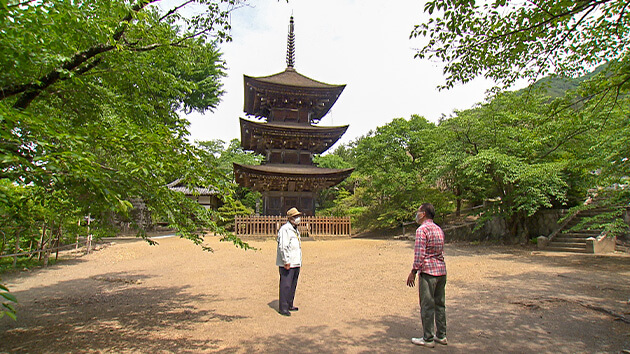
[{"x1": 235, "y1": 215, "x2": 351, "y2": 238}]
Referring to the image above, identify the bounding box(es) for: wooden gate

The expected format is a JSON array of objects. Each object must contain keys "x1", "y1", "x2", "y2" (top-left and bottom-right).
[{"x1": 235, "y1": 215, "x2": 351, "y2": 238}]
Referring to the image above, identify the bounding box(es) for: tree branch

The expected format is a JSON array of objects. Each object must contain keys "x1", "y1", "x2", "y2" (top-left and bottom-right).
[
  {"x1": 0, "y1": 84, "x2": 32, "y2": 100},
  {"x1": 172, "y1": 22, "x2": 218, "y2": 46},
  {"x1": 158, "y1": 0, "x2": 195, "y2": 22},
  {"x1": 526, "y1": 0, "x2": 554, "y2": 18},
  {"x1": 9, "y1": 0, "x2": 154, "y2": 110},
  {"x1": 485, "y1": 0, "x2": 610, "y2": 41},
  {"x1": 12, "y1": 45, "x2": 114, "y2": 109},
  {"x1": 540, "y1": 127, "x2": 591, "y2": 159},
  {"x1": 533, "y1": 4, "x2": 596, "y2": 81},
  {"x1": 614, "y1": 1, "x2": 630, "y2": 37}
]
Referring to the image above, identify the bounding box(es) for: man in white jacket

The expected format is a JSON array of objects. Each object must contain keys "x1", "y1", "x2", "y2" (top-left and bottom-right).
[{"x1": 276, "y1": 207, "x2": 303, "y2": 316}]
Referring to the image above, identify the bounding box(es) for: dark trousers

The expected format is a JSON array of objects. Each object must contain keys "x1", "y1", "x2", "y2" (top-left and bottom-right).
[
  {"x1": 419, "y1": 273, "x2": 447, "y2": 341},
  {"x1": 278, "y1": 267, "x2": 300, "y2": 313}
]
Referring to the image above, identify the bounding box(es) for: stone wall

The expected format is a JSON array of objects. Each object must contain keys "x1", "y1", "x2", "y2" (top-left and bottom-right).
[
  {"x1": 526, "y1": 209, "x2": 569, "y2": 237},
  {"x1": 443, "y1": 209, "x2": 569, "y2": 243}
]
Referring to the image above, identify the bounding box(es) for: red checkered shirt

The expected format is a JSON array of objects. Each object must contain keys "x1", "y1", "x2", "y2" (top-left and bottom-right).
[{"x1": 413, "y1": 219, "x2": 446, "y2": 276}]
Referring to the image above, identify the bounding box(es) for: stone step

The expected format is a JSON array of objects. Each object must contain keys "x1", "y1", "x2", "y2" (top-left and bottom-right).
[
  {"x1": 567, "y1": 217, "x2": 604, "y2": 225},
  {"x1": 553, "y1": 237, "x2": 588, "y2": 243},
  {"x1": 566, "y1": 229, "x2": 602, "y2": 233},
  {"x1": 566, "y1": 219, "x2": 604, "y2": 226},
  {"x1": 550, "y1": 241, "x2": 587, "y2": 248},
  {"x1": 543, "y1": 197, "x2": 623, "y2": 254},
  {"x1": 580, "y1": 208, "x2": 612, "y2": 214},
  {"x1": 544, "y1": 246, "x2": 588, "y2": 253},
  {"x1": 561, "y1": 232, "x2": 600, "y2": 238},
  {"x1": 561, "y1": 226, "x2": 602, "y2": 235}
]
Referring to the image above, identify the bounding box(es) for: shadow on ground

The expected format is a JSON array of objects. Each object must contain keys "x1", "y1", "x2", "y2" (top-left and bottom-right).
[
  {"x1": 1, "y1": 243, "x2": 628, "y2": 353},
  {"x1": 218, "y1": 248, "x2": 630, "y2": 353},
  {"x1": 213, "y1": 315, "x2": 418, "y2": 353},
  {"x1": 0, "y1": 272, "x2": 246, "y2": 353}
]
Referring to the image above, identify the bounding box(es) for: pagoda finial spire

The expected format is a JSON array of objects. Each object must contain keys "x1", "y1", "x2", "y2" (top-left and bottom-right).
[{"x1": 286, "y1": 15, "x2": 295, "y2": 69}]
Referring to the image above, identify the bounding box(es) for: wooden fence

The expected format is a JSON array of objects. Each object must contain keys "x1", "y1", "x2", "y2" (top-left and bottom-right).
[{"x1": 235, "y1": 215, "x2": 351, "y2": 238}]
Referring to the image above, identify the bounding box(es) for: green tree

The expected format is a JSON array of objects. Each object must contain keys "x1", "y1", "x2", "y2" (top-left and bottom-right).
[
  {"x1": 197, "y1": 139, "x2": 263, "y2": 210},
  {"x1": 432, "y1": 92, "x2": 608, "y2": 240},
  {"x1": 413, "y1": 0, "x2": 630, "y2": 93},
  {"x1": 0, "y1": 0, "x2": 258, "y2": 272},
  {"x1": 1, "y1": 0, "x2": 252, "y2": 317},
  {"x1": 313, "y1": 147, "x2": 355, "y2": 213},
  {"x1": 560, "y1": 95, "x2": 630, "y2": 238},
  {"x1": 337, "y1": 115, "x2": 452, "y2": 230},
  {"x1": 216, "y1": 200, "x2": 253, "y2": 230},
  {"x1": 0, "y1": 0, "x2": 243, "y2": 240},
  {"x1": 413, "y1": 0, "x2": 630, "y2": 238}
]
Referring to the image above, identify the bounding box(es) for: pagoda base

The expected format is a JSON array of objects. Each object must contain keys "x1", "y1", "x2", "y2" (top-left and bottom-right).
[{"x1": 263, "y1": 191, "x2": 315, "y2": 216}]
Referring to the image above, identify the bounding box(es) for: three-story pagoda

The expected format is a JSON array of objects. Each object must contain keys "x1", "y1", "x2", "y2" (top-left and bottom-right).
[{"x1": 233, "y1": 16, "x2": 354, "y2": 216}]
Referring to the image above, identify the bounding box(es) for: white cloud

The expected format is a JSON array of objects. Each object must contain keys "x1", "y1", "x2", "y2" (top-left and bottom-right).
[{"x1": 184, "y1": 0, "x2": 501, "y2": 149}]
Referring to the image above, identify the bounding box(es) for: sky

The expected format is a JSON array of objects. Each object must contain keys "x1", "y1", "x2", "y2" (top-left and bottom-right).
[{"x1": 181, "y1": 0, "x2": 502, "y2": 150}]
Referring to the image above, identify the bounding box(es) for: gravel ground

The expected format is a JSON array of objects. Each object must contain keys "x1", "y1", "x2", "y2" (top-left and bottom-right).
[{"x1": 1, "y1": 235, "x2": 629, "y2": 353}]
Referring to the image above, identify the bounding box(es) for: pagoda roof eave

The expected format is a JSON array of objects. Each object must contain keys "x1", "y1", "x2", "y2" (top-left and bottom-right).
[
  {"x1": 244, "y1": 68, "x2": 345, "y2": 90},
  {"x1": 239, "y1": 118, "x2": 349, "y2": 154},
  {"x1": 233, "y1": 162, "x2": 354, "y2": 192},
  {"x1": 233, "y1": 162, "x2": 354, "y2": 177},
  {"x1": 240, "y1": 118, "x2": 349, "y2": 133},
  {"x1": 243, "y1": 69, "x2": 346, "y2": 121}
]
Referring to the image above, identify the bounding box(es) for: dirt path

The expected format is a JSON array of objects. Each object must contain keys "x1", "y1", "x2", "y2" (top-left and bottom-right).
[{"x1": 1, "y1": 236, "x2": 629, "y2": 353}]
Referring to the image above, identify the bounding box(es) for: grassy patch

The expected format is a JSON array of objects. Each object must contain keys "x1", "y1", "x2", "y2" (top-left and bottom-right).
[{"x1": 0, "y1": 256, "x2": 57, "y2": 274}]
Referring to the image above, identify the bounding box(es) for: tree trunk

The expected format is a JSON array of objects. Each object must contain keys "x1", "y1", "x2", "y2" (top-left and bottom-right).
[
  {"x1": 507, "y1": 211, "x2": 529, "y2": 244},
  {"x1": 42, "y1": 230, "x2": 50, "y2": 267},
  {"x1": 76, "y1": 219, "x2": 80, "y2": 249},
  {"x1": 43, "y1": 226, "x2": 53, "y2": 267},
  {"x1": 38, "y1": 223, "x2": 46, "y2": 261},
  {"x1": 12, "y1": 228, "x2": 21, "y2": 268},
  {"x1": 55, "y1": 225, "x2": 61, "y2": 261},
  {"x1": 86, "y1": 214, "x2": 92, "y2": 254},
  {"x1": 456, "y1": 198, "x2": 462, "y2": 217},
  {"x1": 0, "y1": 230, "x2": 5, "y2": 255}
]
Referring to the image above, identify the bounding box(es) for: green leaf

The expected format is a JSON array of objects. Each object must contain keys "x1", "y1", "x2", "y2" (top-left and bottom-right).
[{"x1": 1, "y1": 292, "x2": 17, "y2": 303}]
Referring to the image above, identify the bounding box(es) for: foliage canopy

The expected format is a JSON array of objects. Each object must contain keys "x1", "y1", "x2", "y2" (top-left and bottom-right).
[
  {"x1": 0, "y1": 0, "x2": 250, "y2": 318},
  {"x1": 0, "y1": 0, "x2": 248, "y2": 255},
  {"x1": 413, "y1": 0, "x2": 630, "y2": 93}
]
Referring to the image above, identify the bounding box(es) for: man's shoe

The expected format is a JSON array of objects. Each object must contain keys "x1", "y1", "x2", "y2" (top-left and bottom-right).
[
  {"x1": 411, "y1": 338, "x2": 435, "y2": 347},
  {"x1": 434, "y1": 337, "x2": 448, "y2": 345},
  {"x1": 288, "y1": 307, "x2": 299, "y2": 311},
  {"x1": 279, "y1": 311, "x2": 291, "y2": 316}
]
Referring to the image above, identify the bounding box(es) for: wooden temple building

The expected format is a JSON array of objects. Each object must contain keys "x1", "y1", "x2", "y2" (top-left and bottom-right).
[{"x1": 233, "y1": 16, "x2": 354, "y2": 216}]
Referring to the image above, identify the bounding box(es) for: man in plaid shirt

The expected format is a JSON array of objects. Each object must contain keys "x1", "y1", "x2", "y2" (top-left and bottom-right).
[{"x1": 406, "y1": 203, "x2": 447, "y2": 347}]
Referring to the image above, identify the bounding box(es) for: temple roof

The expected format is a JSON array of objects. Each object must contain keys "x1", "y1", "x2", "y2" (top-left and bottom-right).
[
  {"x1": 167, "y1": 179, "x2": 217, "y2": 196},
  {"x1": 243, "y1": 70, "x2": 346, "y2": 122},
  {"x1": 233, "y1": 162, "x2": 354, "y2": 192},
  {"x1": 240, "y1": 118, "x2": 348, "y2": 154},
  {"x1": 246, "y1": 68, "x2": 344, "y2": 89},
  {"x1": 235, "y1": 163, "x2": 353, "y2": 176}
]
